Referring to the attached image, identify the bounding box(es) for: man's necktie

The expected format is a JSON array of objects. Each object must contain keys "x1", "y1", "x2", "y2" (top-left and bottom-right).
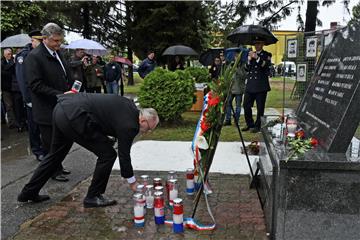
[{"x1": 53, "y1": 52, "x2": 66, "y2": 74}]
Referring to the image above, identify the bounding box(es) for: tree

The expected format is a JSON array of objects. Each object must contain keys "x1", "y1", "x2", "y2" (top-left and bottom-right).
[
  {"x1": 203, "y1": 0, "x2": 296, "y2": 48},
  {"x1": 129, "y1": 2, "x2": 210, "y2": 62},
  {"x1": 350, "y1": 2, "x2": 360, "y2": 24},
  {"x1": 1, "y1": 1, "x2": 47, "y2": 40}
]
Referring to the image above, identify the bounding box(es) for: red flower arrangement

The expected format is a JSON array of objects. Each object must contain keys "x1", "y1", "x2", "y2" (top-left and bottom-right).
[
  {"x1": 286, "y1": 134, "x2": 319, "y2": 161},
  {"x1": 208, "y1": 95, "x2": 220, "y2": 107}
]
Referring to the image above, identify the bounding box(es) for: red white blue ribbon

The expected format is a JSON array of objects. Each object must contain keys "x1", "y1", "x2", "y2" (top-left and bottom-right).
[{"x1": 165, "y1": 217, "x2": 216, "y2": 231}]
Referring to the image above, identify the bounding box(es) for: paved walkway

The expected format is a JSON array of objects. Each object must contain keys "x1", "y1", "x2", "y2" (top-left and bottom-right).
[{"x1": 11, "y1": 171, "x2": 267, "y2": 240}]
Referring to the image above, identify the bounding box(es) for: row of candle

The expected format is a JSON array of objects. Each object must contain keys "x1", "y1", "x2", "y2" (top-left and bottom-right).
[{"x1": 133, "y1": 169, "x2": 195, "y2": 232}]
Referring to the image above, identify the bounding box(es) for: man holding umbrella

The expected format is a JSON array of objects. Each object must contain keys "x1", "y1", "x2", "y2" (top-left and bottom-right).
[{"x1": 242, "y1": 37, "x2": 272, "y2": 133}]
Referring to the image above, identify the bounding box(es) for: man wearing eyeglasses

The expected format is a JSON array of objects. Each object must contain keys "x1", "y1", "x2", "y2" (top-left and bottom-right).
[{"x1": 18, "y1": 93, "x2": 159, "y2": 208}]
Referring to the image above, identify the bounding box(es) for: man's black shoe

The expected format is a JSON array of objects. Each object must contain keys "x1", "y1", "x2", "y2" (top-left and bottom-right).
[
  {"x1": 18, "y1": 193, "x2": 50, "y2": 203},
  {"x1": 224, "y1": 121, "x2": 231, "y2": 126},
  {"x1": 36, "y1": 154, "x2": 45, "y2": 162},
  {"x1": 51, "y1": 174, "x2": 69, "y2": 182},
  {"x1": 241, "y1": 126, "x2": 253, "y2": 131},
  {"x1": 250, "y1": 127, "x2": 260, "y2": 133},
  {"x1": 83, "y1": 195, "x2": 117, "y2": 208},
  {"x1": 62, "y1": 168, "x2": 71, "y2": 175}
]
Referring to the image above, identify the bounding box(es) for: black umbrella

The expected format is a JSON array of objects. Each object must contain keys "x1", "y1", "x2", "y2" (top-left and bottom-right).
[
  {"x1": 199, "y1": 47, "x2": 224, "y2": 66},
  {"x1": 227, "y1": 25, "x2": 278, "y2": 46},
  {"x1": 162, "y1": 45, "x2": 198, "y2": 56}
]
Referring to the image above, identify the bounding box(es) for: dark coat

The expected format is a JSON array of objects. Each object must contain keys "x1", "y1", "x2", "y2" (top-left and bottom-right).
[
  {"x1": 1, "y1": 56, "x2": 15, "y2": 92},
  {"x1": 56, "y1": 93, "x2": 139, "y2": 178},
  {"x1": 245, "y1": 50, "x2": 272, "y2": 93},
  {"x1": 69, "y1": 55, "x2": 87, "y2": 88},
  {"x1": 25, "y1": 42, "x2": 73, "y2": 125},
  {"x1": 15, "y1": 43, "x2": 32, "y2": 103},
  {"x1": 138, "y1": 58, "x2": 156, "y2": 79},
  {"x1": 104, "y1": 62, "x2": 121, "y2": 82}
]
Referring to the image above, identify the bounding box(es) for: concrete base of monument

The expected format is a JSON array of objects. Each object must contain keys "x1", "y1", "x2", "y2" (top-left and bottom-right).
[{"x1": 112, "y1": 140, "x2": 258, "y2": 175}]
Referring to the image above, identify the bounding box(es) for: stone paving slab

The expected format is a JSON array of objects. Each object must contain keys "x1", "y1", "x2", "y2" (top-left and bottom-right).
[{"x1": 11, "y1": 171, "x2": 268, "y2": 240}]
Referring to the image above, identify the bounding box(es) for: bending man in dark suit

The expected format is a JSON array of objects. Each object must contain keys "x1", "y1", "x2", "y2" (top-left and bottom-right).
[
  {"x1": 25, "y1": 23, "x2": 73, "y2": 181},
  {"x1": 18, "y1": 93, "x2": 159, "y2": 208}
]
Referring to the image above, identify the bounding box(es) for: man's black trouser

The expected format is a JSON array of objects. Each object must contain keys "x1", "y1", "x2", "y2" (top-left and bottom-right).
[
  {"x1": 21, "y1": 104, "x2": 117, "y2": 198},
  {"x1": 243, "y1": 91, "x2": 267, "y2": 129}
]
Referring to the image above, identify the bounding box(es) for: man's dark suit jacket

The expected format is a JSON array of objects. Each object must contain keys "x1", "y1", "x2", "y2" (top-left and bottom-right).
[
  {"x1": 25, "y1": 42, "x2": 73, "y2": 125},
  {"x1": 245, "y1": 50, "x2": 272, "y2": 93},
  {"x1": 56, "y1": 93, "x2": 140, "y2": 178}
]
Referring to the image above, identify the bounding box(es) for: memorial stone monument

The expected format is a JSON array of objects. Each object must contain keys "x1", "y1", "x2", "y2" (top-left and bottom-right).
[{"x1": 257, "y1": 23, "x2": 360, "y2": 240}]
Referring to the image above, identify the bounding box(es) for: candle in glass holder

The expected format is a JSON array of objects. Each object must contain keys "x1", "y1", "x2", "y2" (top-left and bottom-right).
[
  {"x1": 140, "y1": 175, "x2": 149, "y2": 187},
  {"x1": 136, "y1": 184, "x2": 146, "y2": 213},
  {"x1": 133, "y1": 193, "x2": 145, "y2": 227},
  {"x1": 286, "y1": 116, "x2": 298, "y2": 138},
  {"x1": 145, "y1": 184, "x2": 154, "y2": 209},
  {"x1": 168, "y1": 179, "x2": 178, "y2": 206},
  {"x1": 186, "y1": 168, "x2": 195, "y2": 195},
  {"x1": 166, "y1": 171, "x2": 177, "y2": 202},
  {"x1": 153, "y1": 177, "x2": 163, "y2": 187},
  {"x1": 173, "y1": 198, "x2": 184, "y2": 233},
  {"x1": 154, "y1": 191, "x2": 165, "y2": 224}
]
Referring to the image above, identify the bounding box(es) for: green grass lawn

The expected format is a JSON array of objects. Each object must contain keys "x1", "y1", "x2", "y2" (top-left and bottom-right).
[{"x1": 139, "y1": 111, "x2": 262, "y2": 142}]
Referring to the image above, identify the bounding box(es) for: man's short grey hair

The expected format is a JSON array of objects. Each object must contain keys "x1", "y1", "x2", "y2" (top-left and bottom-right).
[
  {"x1": 41, "y1": 23, "x2": 64, "y2": 37},
  {"x1": 139, "y1": 108, "x2": 159, "y2": 124}
]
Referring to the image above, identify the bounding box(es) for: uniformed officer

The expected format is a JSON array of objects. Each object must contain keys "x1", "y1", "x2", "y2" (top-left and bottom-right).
[
  {"x1": 15, "y1": 30, "x2": 47, "y2": 161},
  {"x1": 242, "y1": 37, "x2": 272, "y2": 133}
]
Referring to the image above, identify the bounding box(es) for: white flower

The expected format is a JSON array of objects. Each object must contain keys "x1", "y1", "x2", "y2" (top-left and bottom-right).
[{"x1": 196, "y1": 135, "x2": 209, "y2": 150}]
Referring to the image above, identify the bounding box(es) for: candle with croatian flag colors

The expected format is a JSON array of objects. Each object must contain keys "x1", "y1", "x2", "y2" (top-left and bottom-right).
[
  {"x1": 166, "y1": 171, "x2": 177, "y2": 203},
  {"x1": 136, "y1": 184, "x2": 146, "y2": 214},
  {"x1": 71, "y1": 80, "x2": 82, "y2": 93},
  {"x1": 145, "y1": 184, "x2": 154, "y2": 209},
  {"x1": 153, "y1": 177, "x2": 163, "y2": 187},
  {"x1": 140, "y1": 175, "x2": 149, "y2": 187},
  {"x1": 154, "y1": 191, "x2": 165, "y2": 224},
  {"x1": 168, "y1": 179, "x2": 178, "y2": 206},
  {"x1": 133, "y1": 193, "x2": 145, "y2": 227},
  {"x1": 173, "y1": 198, "x2": 184, "y2": 233},
  {"x1": 186, "y1": 168, "x2": 195, "y2": 195}
]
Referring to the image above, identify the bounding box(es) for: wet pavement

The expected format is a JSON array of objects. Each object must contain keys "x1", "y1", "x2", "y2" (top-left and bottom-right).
[
  {"x1": 1, "y1": 125, "x2": 97, "y2": 240},
  {"x1": 10, "y1": 171, "x2": 267, "y2": 240}
]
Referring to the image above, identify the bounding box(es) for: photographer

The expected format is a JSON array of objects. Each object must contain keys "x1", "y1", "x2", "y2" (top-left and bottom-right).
[
  {"x1": 84, "y1": 56, "x2": 103, "y2": 93},
  {"x1": 69, "y1": 48, "x2": 87, "y2": 91}
]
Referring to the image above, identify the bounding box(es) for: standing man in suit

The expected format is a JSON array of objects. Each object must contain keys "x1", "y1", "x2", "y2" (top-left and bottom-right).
[
  {"x1": 242, "y1": 38, "x2": 272, "y2": 133},
  {"x1": 18, "y1": 93, "x2": 159, "y2": 208},
  {"x1": 25, "y1": 23, "x2": 72, "y2": 181}
]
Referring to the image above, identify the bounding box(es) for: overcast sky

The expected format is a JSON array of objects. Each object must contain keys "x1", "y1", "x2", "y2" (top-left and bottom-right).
[
  {"x1": 247, "y1": 0, "x2": 356, "y2": 31},
  {"x1": 65, "y1": 0, "x2": 356, "y2": 42}
]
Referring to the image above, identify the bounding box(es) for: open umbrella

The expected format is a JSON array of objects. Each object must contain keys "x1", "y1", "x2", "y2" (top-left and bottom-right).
[
  {"x1": 199, "y1": 47, "x2": 224, "y2": 66},
  {"x1": 114, "y1": 56, "x2": 132, "y2": 66},
  {"x1": 65, "y1": 39, "x2": 107, "y2": 56},
  {"x1": 162, "y1": 45, "x2": 198, "y2": 56},
  {"x1": 1, "y1": 34, "x2": 31, "y2": 48},
  {"x1": 227, "y1": 25, "x2": 278, "y2": 46}
]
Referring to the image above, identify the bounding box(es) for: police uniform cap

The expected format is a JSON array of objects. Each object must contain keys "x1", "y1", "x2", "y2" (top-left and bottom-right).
[{"x1": 28, "y1": 30, "x2": 43, "y2": 40}]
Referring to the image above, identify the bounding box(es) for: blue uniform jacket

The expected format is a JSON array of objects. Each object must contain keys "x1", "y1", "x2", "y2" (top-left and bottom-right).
[{"x1": 245, "y1": 50, "x2": 272, "y2": 93}]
